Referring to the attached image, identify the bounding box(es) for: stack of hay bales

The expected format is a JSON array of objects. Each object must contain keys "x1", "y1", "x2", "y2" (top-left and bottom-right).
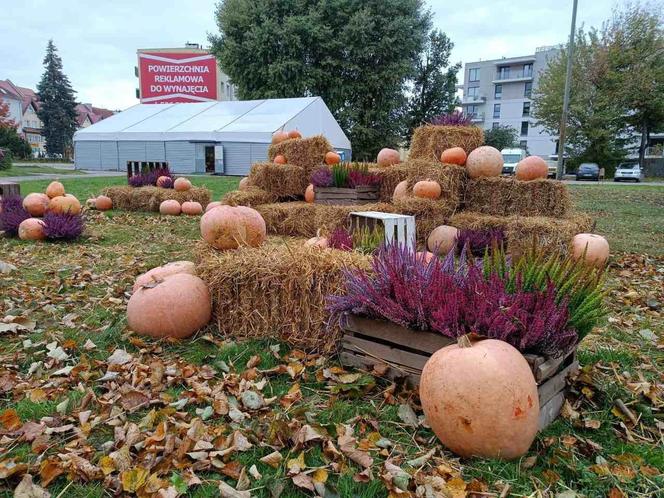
[
  {"x1": 102, "y1": 185, "x2": 211, "y2": 212},
  {"x1": 410, "y1": 125, "x2": 484, "y2": 161}
]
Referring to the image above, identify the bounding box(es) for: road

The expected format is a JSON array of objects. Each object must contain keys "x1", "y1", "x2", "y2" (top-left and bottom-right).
[
  {"x1": 2, "y1": 171, "x2": 125, "y2": 182},
  {"x1": 563, "y1": 179, "x2": 664, "y2": 186}
]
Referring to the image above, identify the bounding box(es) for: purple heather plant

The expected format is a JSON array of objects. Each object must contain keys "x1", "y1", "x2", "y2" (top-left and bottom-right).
[
  {"x1": 347, "y1": 170, "x2": 381, "y2": 188},
  {"x1": 0, "y1": 195, "x2": 30, "y2": 236},
  {"x1": 328, "y1": 227, "x2": 353, "y2": 251},
  {"x1": 457, "y1": 228, "x2": 505, "y2": 256},
  {"x1": 128, "y1": 166, "x2": 173, "y2": 188},
  {"x1": 430, "y1": 110, "x2": 474, "y2": 127},
  {"x1": 43, "y1": 212, "x2": 85, "y2": 240},
  {"x1": 310, "y1": 167, "x2": 333, "y2": 188}
]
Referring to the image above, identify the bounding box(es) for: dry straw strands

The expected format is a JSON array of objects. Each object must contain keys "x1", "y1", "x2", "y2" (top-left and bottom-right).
[
  {"x1": 196, "y1": 239, "x2": 370, "y2": 352},
  {"x1": 464, "y1": 177, "x2": 572, "y2": 218},
  {"x1": 102, "y1": 186, "x2": 211, "y2": 212},
  {"x1": 249, "y1": 162, "x2": 308, "y2": 199},
  {"x1": 222, "y1": 187, "x2": 277, "y2": 207},
  {"x1": 409, "y1": 125, "x2": 484, "y2": 161},
  {"x1": 267, "y1": 135, "x2": 332, "y2": 173}
]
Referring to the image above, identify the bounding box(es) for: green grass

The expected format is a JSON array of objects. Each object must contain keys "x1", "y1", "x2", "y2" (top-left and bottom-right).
[{"x1": 0, "y1": 164, "x2": 83, "y2": 177}]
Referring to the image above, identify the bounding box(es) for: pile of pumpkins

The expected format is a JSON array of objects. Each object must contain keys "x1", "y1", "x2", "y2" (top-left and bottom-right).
[
  {"x1": 19, "y1": 181, "x2": 84, "y2": 241},
  {"x1": 440, "y1": 145, "x2": 549, "y2": 181},
  {"x1": 158, "y1": 177, "x2": 203, "y2": 216},
  {"x1": 271, "y1": 129, "x2": 342, "y2": 167}
]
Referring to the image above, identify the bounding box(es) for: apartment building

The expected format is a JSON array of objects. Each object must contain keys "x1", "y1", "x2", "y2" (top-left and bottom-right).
[{"x1": 460, "y1": 46, "x2": 560, "y2": 158}]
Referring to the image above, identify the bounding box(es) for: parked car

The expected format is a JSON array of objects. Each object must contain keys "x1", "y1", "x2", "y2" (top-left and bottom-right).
[
  {"x1": 545, "y1": 160, "x2": 558, "y2": 178},
  {"x1": 500, "y1": 148, "x2": 526, "y2": 175},
  {"x1": 614, "y1": 162, "x2": 644, "y2": 182},
  {"x1": 575, "y1": 163, "x2": 600, "y2": 181}
]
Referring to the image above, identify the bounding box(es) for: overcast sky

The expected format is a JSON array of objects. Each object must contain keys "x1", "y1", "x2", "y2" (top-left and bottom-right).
[{"x1": 0, "y1": 0, "x2": 618, "y2": 110}]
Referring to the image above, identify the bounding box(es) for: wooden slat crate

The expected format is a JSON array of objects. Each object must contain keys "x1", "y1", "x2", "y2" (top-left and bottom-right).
[
  {"x1": 339, "y1": 314, "x2": 578, "y2": 430},
  {"x1": 314, "y1": 186, "x2": 380, "y2": 205},
  {"x1": 0, "y1": 182, "x2": 20, "y2": 198}
]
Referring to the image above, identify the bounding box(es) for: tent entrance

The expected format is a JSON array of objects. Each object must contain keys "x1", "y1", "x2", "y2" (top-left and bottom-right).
[{"x1": 205, "y1": 146, "x2": 215, "y2": 173}]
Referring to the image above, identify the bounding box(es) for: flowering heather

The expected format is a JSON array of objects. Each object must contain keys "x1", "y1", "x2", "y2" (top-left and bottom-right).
[
  {"x1": 430, "y1": 110, "x2": 474, "y2": 126},
  {"x1": 0, "y1": 195, "x2": 30, "y2": 236},
  {"x1": 310, "y1": 167, "x2": 333, "y2": 188},
  {"x1": 128, "y1": 166, "x2": 173, "y2": 187},
  {"x1": 348, "y1": 170, "x2": 381, "y2": 188},
  {"x1": 457, "y1": 228, "x2": 505, "y2": 256},
  {"x1": 43, "y1": 212, "x2": 84, "y2": 241},
  {"x1": 328, "y1": 227, "x2": 353, "y2": 251}
]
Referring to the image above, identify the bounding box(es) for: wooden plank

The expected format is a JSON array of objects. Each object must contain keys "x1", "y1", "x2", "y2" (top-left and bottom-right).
[
  {"x1": 537, "y1": 360, "x2": 578, "y2": 406},
  {"x1": 534, "y1": 351, "x2": 575, "y2": 383},
  {"x1": 0, "y1": 182, "x2": 20, "y2": 197},
  {"x1": 523, "y1": 354, "x2": 546, "y2": 372},
  {"x1": 538, "y1": 391, "x2": 565, "y2": 431},
  {"x1": 342, "y1": 335, "x2": 431, "y2": 371},
  {"x1": 339, "y1": 351, "x2": 421, "y2": 386}
]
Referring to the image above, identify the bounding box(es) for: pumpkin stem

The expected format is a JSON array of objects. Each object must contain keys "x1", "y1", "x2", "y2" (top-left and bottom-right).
[{"x1": 457, "y1": 334, "x2": 473, "y2": 348}]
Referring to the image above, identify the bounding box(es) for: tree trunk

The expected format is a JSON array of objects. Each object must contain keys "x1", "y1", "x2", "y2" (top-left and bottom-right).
[{"x1": 638, "y1": 122, "x2": 648, "y2": 168}]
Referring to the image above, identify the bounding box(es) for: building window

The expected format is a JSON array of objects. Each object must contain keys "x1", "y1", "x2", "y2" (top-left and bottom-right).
[
  {"x1": 468, "y1": 68, "x2": 480, "y2": 82},
  {"x1": 524, "y1": 82, "x2": 532, "y2": 98},
  {"x1": 494, "y1": 84, "x2": 502, "y2": 100},
  {"x1": 467, "y1": 104, "x2": 479, "y2": 117},
  {"x1": 467, "y1": 86, "x2": 479, "y2": 98},
  {"x1": 520, "y1": 140, "x2": 528, "y2": 150},
  {"x1": 522, "y1": 102, "x2": 531, "y2": 117},
  {"x1": 521, "y1": 121, "x2": 529, "y2": 136},
  {"x1": 498, "y1": 66, "x2": 510, "y2": 79},
  {"x1": 493, "y1": 104, "x2": 501, "y2": 119},
  {"x1": 523, "y1": 63, "x2": 533, "y2": 77},
  {"x1": 492, "y1": 122, "x2": 500, "y2": 129}
]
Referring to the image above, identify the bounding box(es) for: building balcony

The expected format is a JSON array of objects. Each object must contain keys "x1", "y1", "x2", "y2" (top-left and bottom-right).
[
  {"x1": 492, "y1": 70, "x2": 533, "y2": 83},
  {"x1": 493, "y1": 55, "x2": 536, "y2": 65},
  {"x1": 462, "y1": 95, "x2": 485, "y2": 104},
  {"x1": 469, "y1": 112, "x2": 484, "y2": 122}
]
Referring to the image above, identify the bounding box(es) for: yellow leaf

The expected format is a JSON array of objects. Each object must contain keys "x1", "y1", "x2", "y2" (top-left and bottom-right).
[
  {"x1": 286, "y1": 452, "x2": 306, "y2": 475},
  {"x1": 445, "y1": 476, "x2": 467, "y2": 498},
  {"x1": 312, "y1": 468, "x2": 328, "y2": 484},
  {"x1": 99, "y1": 455, "x2": 115, "y2": 476},
  {"x1": 121, "y1": 466, "x2": 149, "y2": 492}
]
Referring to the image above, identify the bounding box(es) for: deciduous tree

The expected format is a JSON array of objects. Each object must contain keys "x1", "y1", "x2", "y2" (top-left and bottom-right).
[{"x1": 482, "y1": 125, "x2": 519, "y2": 152}]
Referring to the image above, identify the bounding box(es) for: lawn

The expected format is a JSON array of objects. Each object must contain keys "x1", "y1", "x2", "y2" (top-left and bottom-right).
[
  {"x1": 0, "y1": 177, "x2": 662, "y2": 497},
  {"x1": 0, "y1": 164, "x2": 84, "y2": 177}
]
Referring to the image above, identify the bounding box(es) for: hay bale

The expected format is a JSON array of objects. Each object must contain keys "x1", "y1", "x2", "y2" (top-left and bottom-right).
[
  {"x1": 267, "y1": 135, "x2": 332, "y2": 173},
  {"x1": 409, "y1": 125, "x2": 484, "y2": 161},
  {"x1": 373, "y1": 160, "x2": 467, "y2": 203},
  {"x1": 196, "y1": 239, "x2": 370, "y2": 352},
  {"x1": 101, "y1": 186, "x2": 133, "y2": 210},
  {"x1": 464, "y1": 177, "x2": 571, "y2": 218},
  {"x1": 101, "y1": 186, "x2": 211, "y2": 212},
  {"x1": 249, "y1": 162, "x2": 308, "y2": 199},
  {"x1": 222, "y1": 187, "x2": 277, "y2": 207}
]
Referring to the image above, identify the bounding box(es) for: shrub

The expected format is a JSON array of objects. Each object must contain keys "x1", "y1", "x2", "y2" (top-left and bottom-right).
[
  {"x1": 310, "y1": 167, "x2": 333, "y2": 188},
  {"x1": 0, "y1": 195, "x2": 30, "y2": 235},
  {"x1": 430, "y1": 110, "x2": 474, "y2": 126},
  {"x1": 0, "y1": 148, "x2": 11, "y2": 171},
  {"x1": 457, "y1": 228, "x2": 505, "y2": 256},
  {"x1": 328, "y1": 227, "x2": 353, "y2": 251},
  {"x1": 43, "y1": 212, "x2": 84, "y2": 240},
  {"x1": 312, "y1": 163, "x2": 381, "y2": 189},
  {"x1": 127, "y1": 166, "x2": 173, "y2": 187}
]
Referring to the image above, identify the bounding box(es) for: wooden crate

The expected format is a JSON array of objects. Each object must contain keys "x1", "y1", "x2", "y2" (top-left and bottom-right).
[
  {"x1": 340, "y1": 314, "x2": 578, "y2": 430},
  {"x1": 0, "y1": 182, "x2": 20, "y2": 198},
  {"x1": 314, "y1": 186, "x2": 379, "y2": 205}
]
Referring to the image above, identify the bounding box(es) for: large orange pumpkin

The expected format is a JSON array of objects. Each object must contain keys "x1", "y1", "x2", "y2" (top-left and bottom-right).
[
  {"x1": 157, "y1": 176, "x2": 172, "y2": 188},
  {"x1": 413, "y1": 180, "x2": 441, "y2": 200},
  {"x1": 393, "y1": 180, "x2": 409, "y2": 201},
  {"x1": 127, "y1": 273, "x2": 211, "y2": 339},
  {"x1": 45, "y1": 181, "x2": 65, "y2": 199},
  {"x1": 200, "y1": 205, "x2": 266, "y2": 250},
  {"x1": 420, "y1": 337, "x2": 539, "y2": 459},
  {"x1": 238, "y1": 177, "x2": 251, "y2": 191},
  {"x1": 288, "y1": 130, "x2": 302, "y2": 139},
  {"x1": 159, "y1": 200, "x2": 181, "y2": 215},
  {"x1": 133, "y1": 260, "x2": 197, "y2": 293},
  {"x1": 181, "y1": 201, "x2": 203, "y2": 215},
  {"x1": 325, "y1": 151, "x2": 341, "y2": 165},
  {"x1": 95, "y1": 195, "x2": 113, "y2": 211},
  {"x1": 466, "y1": 146, "x2": 503, "y2": 179},
  {"x1": 274, "y1": 155, "x2": 287, "y2": 165},
  {"x1": 427, "y1": 225, "x2": 458, "y2": 255},
  {"x1": 23, "y1": 193, "x2": 50, "y2": 217},
  {"x1": 18, "y1": 218, "x2": 46, "y2": 241},
  {"x1": 571, "y1": 233, "x2": 609, "y2": 268},
  {"x1": 516, "y1": 156, "x2": 548, "y2": 181},
  {"x1": 272, "y1": 131, "x2": 290, "y2": 144},
  {"x1": 206, "y1": 201, "x2": 223, "y2": 212},
  {"x1": 173, "y1": 177, "x2": 192, "y2": 192},
  {"x1": 305, "y1": 184, "x2": 315, "y2": 203},
  {"x1": 48, "y1": 194, "x2": 81, "y2": 215},
  {"x1": 441, "y1": 147, "x2": 467, "y2": 166},
  {"x1": 377, "y1": 148, "x2": 401, "y2": 166}
]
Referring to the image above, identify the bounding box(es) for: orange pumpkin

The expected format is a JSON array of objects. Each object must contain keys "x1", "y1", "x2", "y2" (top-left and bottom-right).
[
  {"x1": 305, "y1": 184, "x2": 315, "y2": 203},
  {"x1": 377, "y1": 148, "x2": 401, "y2": 166},
  {"x1": 393, "y1": 180, "x2": 409, "y2": 201},
  {"x1": 325, "y1": 151, "x2": 341, "y2": 165},
  {"x1": 427, "y1": 225, "x2": 458, "y2": 255},
  {"x1": 515, "y1": 156, "x2": 548, "y2": 181},
  {"x1": 18, "y1": 218, "x2": 46, "y2": 241},
  {"x1": 173, "y1": 177, "x2": 192, "y2": 192},
  {"x1": 45, "y1": 181, "x2": 65, "y2": 199},
  {"x1": 441, "y1": 147, "x2": 467, "y2": 166},
  {"x1": 413, "y1": 180, "x2": 441, "y2": 200},
  {"x1": 571, "y1": 233, "x2": 609, "y2": 268},
  {"x1": 95, "y1": 195, "x2": 113, "y2": 211},
  {"x1": 127, "y1": 273, "x2": 211, "y2": 339},
  {"x1": 288, "y1": 130, "x2": 302, "y2": 139},
  {"x1": 420, "y1": 337, "x2": 539, "y2": 459},
  {"x1": 48, "y1": 194, "x2": 81, "y2": 215},
  {"x1": 157, "y1": 176, "x2": 172, "y2": 188},
  {"x1": 159, "y1": 199, "x2": 181, "y2": 215},
  {"x1": 466, "y1": 146, "x2": 503, "y2": 179},
  {"x1": 200, "y1": 205, "x2": 266, "y2": 250},
  {"x1": 23, "y1": 193, "x2": 50, "y2": 217},
  {"x1": 205, "y1": 201, "x2": 223, "y2": 212},
  {"x1": 133, "y1": 260, "x2": 196, "y2": 293},
  {"x1": 305, "y1": 235, "x2": 328, "y2": 249},
  {"x1": 181, "y1": 201, "x2": 203, "y2": 215},
  {"x1": 274, "y1": 155, "x2": 287, "y2": 165},
  {"x1": 271, "y1": 131, "x2": 290, "y2": 144}
]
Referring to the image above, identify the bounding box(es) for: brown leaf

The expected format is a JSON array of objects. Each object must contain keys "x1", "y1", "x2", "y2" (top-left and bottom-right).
[
  {"x1": 259, "y1": 451, "x2": 283, "y2": 468},
  {"x1": 246, "y1": 355, "x2": 261, "y2": 369},
  {"x1": 218, "y1": 480, "x2": 251, "y2": 498},
  {"x1": 20, "y1": 422, "x2": 45, "y2": 442},
  {"x1": 120, "y1": 390, "x2": 150, "y2": 411},
  {"x1": 121, "y1": 466, "x2": 149, "y2": 492},
  {"x1": 338, "y1": 433, "x2": 373, "y2": 468},
  {"x1": 607, "y1": 488, "x2": 627, "y2": 498},
  {"x1": 39, "y1": 459, "x2": 63, "y2": 487},
  {"x1": 220, "y1": 461, "x2": 244, "y2": 480},
  {"x1": 0, "y1": 408, "x2": 21, "y2": 431},
  {"x1": 280, "y1": 383, "x2": 302, "y2": 409},
  {"x1": 13, "y1": 473, "x2": 50, "y2": 498},
  {"x1": 291, "y1": 472, "x2": 314, "y2": 491}
]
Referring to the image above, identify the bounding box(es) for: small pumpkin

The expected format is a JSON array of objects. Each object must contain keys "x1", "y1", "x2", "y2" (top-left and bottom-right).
[
  {"x1": 427, "y1": 225, "x2": 458, "y2": 255},
  {"x1": 48, "y1": 194, "x2": 81, "y2": 215},
  {"x1": 159, "y1": 199, "x2": 181, "y2": 215},
  {"x1": 200, "y1": 205, "x2": 266, "y2": 250},
  {"x1": 133, "y1": 260, "x2": 197, "y2": 293},
  {"x1": 515, "y1": 156, "x2": 548, "y2": 181},
  {"x1": 271, "y1": 131, "x2": 290, "y2": 144},
  {"x1": 86, "y1": 198, "x2": 97, "y2": 209},
  {"x1": 23, "y1": 193, "x2": 50, "y2": 217},
  {"x1": 173, "y1": 177, "x2": 192, "y2": 192},
  {"x1": 95, "y1": 195, "x2": 113, "y2": 211},
  {"x1": 420, "y1": 337, "x2": 539, "y2": 459},
  {"x1": 441, "y1": 147, "x2": 467, "y2": 166},
  {"x1": 274, "y1": 155, "x2": 287, "y2": 165},
  {"x1": 157, "y1": 176, "x2": 173, "y2": 188},
  {"x1": 377, "y1": 148, "x2": 401, "y2": 166},
  {"x1": 392, "y1": 180, "x2": 409, "y2": 201},
  {"x1": 206, "y1": 201, "x2": 223, "y2": 212},
  {"x1": 18, "y1": 218, "x2": 46, "y2": 241},
  {"x1": 571, "y1": 233, "x2": 609, "y2": 268},
  {"x1": 466, "y1": 146, "x2": 503, "y2": 179},
  {"x1": 325, "y1": 151, "x2": 341, "y2": 165},
  {"x1": 288, "y1": 130, "x2": 302, "y2": 139},
  {"x1": 305, "y1": 184, "x2": 315, "y2": 203},
  {"x1": 305, "y1": 235, "x2": 328, "y2": 249},
  {"x1": 413, "y1": 179, "x2": 441, "y2": 200},
  {"x1": 127, "y1": 273, "x2": 211, "y2": 339},
  {"x1": 45, "y1": 181, "x2": 65, "y2": 199},
  {"x1": 181, "y1": 201, "x2": 203, "y2": 215},
  {"x1": 239, "y1": 177, "x2": 251, "y2": 190}
]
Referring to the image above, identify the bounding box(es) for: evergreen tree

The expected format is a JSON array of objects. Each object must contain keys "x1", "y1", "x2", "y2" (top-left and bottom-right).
[{"x1": 36, "y1": 40, "x2": 78, "y2": 158}]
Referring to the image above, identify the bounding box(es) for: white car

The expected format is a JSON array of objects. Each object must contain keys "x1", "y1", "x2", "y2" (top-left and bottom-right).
[
  {"x1": 500, "y1": 148, "x2": 526, "y2": 176},
  {"x1": 614, "y1": 162, "x2": 644, "y2": 182}
]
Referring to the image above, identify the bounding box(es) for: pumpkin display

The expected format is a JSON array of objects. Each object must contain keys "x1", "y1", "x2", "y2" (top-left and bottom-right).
[
  {"x1": 325, "y1": 151, "x2": 341, "y2": 165},
  {"x1": 377, "y1": 148, "x2": 401, "y2": 167},
  {"x1": 239, "y1": 177, "x2": 251, "y2": 190},
  {"x1": 427, "y1": 225, "x2": 459, "y2": 255},
  {"x1": 45, "y1": 181, "x2": 65, "y2": 199},
  {"x1": 571, "y1": 233, "x2": 609, "y2": 267},
  {"x1": 181, "y1": 201, "x2": 203, "y2": 215},
  {"x1": 441, "y1": 147, "x2": 467, "y2": 166},
  {"x1": 305, "y1": 235, "x2": 329, "y2": 249},
  {"x1": 274, "y1": 155, "x2": 287, "y2": 165},
  {"x1": 22, "y1": 193, "x2": 50, "y2": 217},
  {"x1": 288, "y1": 130, "x2": 302, "y2": 139},
  {"x1": 173, "y1": 177, "x2": 192, "y2": 192},
  {"x1": 200, "y1": 205, "x2": 266, "y2": 250},
  {"x1": 420, "y1": 337, "x2": 539, "y2": 459},
  {"x1": 393, "y1": 180, "x2": 409, "y2": 201},
  {"x1": 133, "y1": 260, "x2": 197, "y2": 293},
  {"x1": 18, "y1": 218, "x2": 46, "y2": 241},
  {"x1": 127, "y1": 273, "x2": 211, "y2": 339},
  {"x1": 466, "y1": 146, "x2": 504, "y2": 179},
  {"x1": 95, "y1": 195, "x2": 113, "y2": 211},
  {"x1": 206, "y1": 201, "x2": 223, "y2": 212},
  {"x1": 157, "y1": 176, "x2": 172, "y2": 188},
  {"x1": 516, "y1": 156, "x2": 548, "y2": 181},
  {"x1": 271, "y1": 131, "x2": 290, "y2": 144},
  {"x1": 413, "y1": 180, "x2": 441, "y2": 200},
  {"x1": 48, "y1": 194, "x2": 81, "y2": 215},
  {"x1": 305, "y1": 184, "x2": 315, "y2": 203},
  {"x1": 159, "y1": 199, "x2": 181, "y2": 216}
]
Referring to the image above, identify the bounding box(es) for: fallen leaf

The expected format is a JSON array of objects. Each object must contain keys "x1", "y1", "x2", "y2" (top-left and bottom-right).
[
  {"x1": 121, "y1": 467, "x2": 149, "y2": 492},
  {"x1": 13, "y1": 474, "x2": 50, "y2": 498},
  {"x1": 260, "y1": 451, "x2": 283, "y2": 468},
  {"x1": 0, "y1": 408, "x2": 21, "y2": 430},
  {"x1": 397, "y1": 404, "x2": 419, "y2": 427},
  {"x1": 218, "y1": 480, "x2": 250, "y2": 498}
]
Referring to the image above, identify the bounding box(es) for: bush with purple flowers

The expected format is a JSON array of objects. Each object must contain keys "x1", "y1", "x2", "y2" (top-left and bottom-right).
[
  {"x1": 0, "y1": 195, "x2": 30, "y2": 236},
  {"x1": 328, "y1": 227, "x2": 353, "y2": 251},
  {"x1": 457, "y1": 228, "x2": 505, "y2": 256},
  {"x1": 127, "y1": 166, "x2": 173, "y2": 188},
  {"x1": 43, "y1": 212, "x2": 85, "y2": 240},
  {"x1": 430, "y1": 110, "x2": 474, "y2": 127}
]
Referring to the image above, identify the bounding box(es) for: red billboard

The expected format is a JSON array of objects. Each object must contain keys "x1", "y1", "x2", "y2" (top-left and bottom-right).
[{"x1": 138, "y1": 52, "x2": 218, "y2": 104}]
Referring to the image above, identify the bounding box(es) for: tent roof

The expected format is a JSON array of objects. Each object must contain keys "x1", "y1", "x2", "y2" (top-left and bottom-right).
[{"x1": 74, "y1": 97, "x2": 351, "y2": 149}]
